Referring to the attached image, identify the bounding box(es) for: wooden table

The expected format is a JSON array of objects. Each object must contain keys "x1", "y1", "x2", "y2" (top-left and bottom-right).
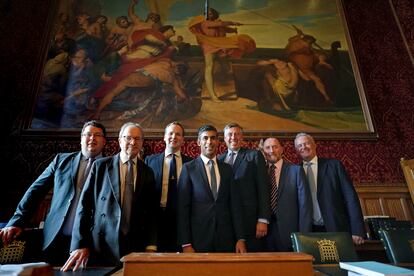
[{"x1": 121, "y1": 252, "x2": 314, "y2": 276}]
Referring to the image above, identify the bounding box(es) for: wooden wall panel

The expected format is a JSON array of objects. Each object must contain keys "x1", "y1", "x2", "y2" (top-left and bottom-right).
[{"x1": 356, "y1": 186, "x2": 414, "y2": 221}]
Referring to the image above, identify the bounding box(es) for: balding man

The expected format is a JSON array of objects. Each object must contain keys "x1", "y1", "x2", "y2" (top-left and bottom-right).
[{"x1": 262, "y1": 137, "x2": 312, "y2": 251}]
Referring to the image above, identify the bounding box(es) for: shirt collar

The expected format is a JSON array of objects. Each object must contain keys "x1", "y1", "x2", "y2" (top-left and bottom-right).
[
  {"x1": 269, "y1": 158, "x2": 283, "y2": 168},
  {"x1": 120, "y1": 153, "x2": 137, "y2": 165},
  {"x1": 165, "y1": 150, "x2": 181, "y2": 158},
  {"x1": 305, "y1": 155, "x2": 318, "y2": 165},
  {"x1": 227, "y1": 148, "x2": 240, "y2": 155},
  {"x1": 82, "y1": 153, "x2": 102, "y2": 161},
  {"x1": 200, "y1": 154, "x2": 217, "y2": 165}
]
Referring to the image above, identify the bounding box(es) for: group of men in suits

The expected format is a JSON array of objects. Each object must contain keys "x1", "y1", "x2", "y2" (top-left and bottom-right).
[{"x1": 0, "y1": 120, "x2": 365, "y2": 271}]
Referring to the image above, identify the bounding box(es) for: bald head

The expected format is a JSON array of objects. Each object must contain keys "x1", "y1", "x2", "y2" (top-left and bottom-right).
[{"x1": 263, "y1": 137, "x2": 284, "y2": 163}]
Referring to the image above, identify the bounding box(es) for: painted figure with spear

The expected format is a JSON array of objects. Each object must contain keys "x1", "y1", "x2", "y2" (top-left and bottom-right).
[{"x1": 188, "y1": 0, "x2": 256, "y2": 101}]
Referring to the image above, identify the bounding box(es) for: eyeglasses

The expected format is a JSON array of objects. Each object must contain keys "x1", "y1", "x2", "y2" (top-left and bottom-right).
[
  {"x1": 122, "y1": 136, "x2": 142, "y2": 143},
  {"x1": 295, "y1": 141, "x2": 312, "y2": 149},
  {"x1": 82, "y1": 132, "x2": 104, "y2": 138}
]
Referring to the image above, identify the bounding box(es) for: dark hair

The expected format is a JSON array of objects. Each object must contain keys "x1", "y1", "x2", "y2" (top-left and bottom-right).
[
  {"x1": 223, "y1": 122, "x2": 243, "y2": 134},
  {"x1": 263, "y1": 137, "x2": 283, "y2": 147},
  {"x1": 159, "y1": 25, "x2": 174, "y2": 33},
  {"x1": 81, "y1": 120, "x2": 107, "y2": 137},
  {"x1": 116, "y1": 16, "x2": 129, "y2": 26},
  {"x1": 205, "y1": 8, "x2": 219, "y2": 20},
  {"x1": 95, "y1": 15, "x2": 107, "y2": 24},
  {"x1": 198, "y1": 125, "x2": 217, "y2": 138},
  {"x1": 146, "y1": 12, "x2": 160, "y2": 23},
  {"x1": 165, "y1": 121, "x2": 185, "y2": 136}
]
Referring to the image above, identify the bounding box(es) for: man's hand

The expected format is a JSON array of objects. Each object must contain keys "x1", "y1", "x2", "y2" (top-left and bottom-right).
[
  {"x1": 235, "y1": 240, "x2": 246, "y2": 253},
  {"x1": 0, "y1": 226, "x2": 23, "y2": 246},
  {"x1": 61, "y1": 248, "x2": 90, "y2": 272},
  {"x1": 182, "y1": 245, "x2": 195, "y2": 253},
  {"x1": 256, "y1": 222, "x2": 268, "y2": 238},
  {"x1": 352, "y1": 235, "x2": 364, "y2": 245}
]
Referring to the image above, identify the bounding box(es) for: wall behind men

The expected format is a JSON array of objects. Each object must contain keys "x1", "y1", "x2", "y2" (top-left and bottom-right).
[{"x1": 0, "y1": 0, "x2": 413, "y2": 222}]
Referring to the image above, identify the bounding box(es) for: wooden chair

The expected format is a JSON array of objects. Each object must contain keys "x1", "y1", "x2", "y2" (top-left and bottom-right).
[
  {"x1": 0, "y1": 229, "x2": 43, "y2": 264},
  {"x1": 378, "y1": 228, "x2": 414, "y2": 264},
  {"x1": 291, "y1": 232, "x2": 358, "y2": 264},
  {"x1": 0, "y1": 240, "x2": 26, "y2": 264},
  {"x1": 400, "y1": 157, "x2": 414, "y2": 204}
]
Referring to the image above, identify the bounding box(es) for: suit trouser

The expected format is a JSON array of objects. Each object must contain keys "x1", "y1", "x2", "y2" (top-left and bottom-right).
[
  {"x1": 158, "y1": 207, "x2": 180, "y2": 252},
  {"x1": 266, "y1": 215, "x2": 293, "y2": 252},
  {"x1": 43, "y1": 233, "x2": 71, "y2": 266}
]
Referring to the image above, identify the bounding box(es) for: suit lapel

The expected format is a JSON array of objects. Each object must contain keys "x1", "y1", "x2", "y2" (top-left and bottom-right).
[
  {"x1": 155, "y1": 153, "x2": 165, "y2": 189},
  {"x1": 108, "y1": 154, "x2": 121, "y2": 206},
  {"x1": 196, "y1": 157, "x2": 215, "y2": 201},
  {"x1": 71, "y1": 152, "x2": 82, "y2": 187},
  {"x1": 277, "y1": 162, "x2": 288, "y2": 199},
  {"x1": 135, "y1": 160, "x2": 145, "y2": 196},
  {"x1": 217, "y1": 153, "x2": 226, "y2": 162},
  {"x1": 317, "y1": 158, "x2": 327, "y2": 196},
  {"x1": 217, "y1": 161, "x2": 227, "y2": 199},
  {"x1": 232, "y1": 148, "x2": 245, "y2": 171}
]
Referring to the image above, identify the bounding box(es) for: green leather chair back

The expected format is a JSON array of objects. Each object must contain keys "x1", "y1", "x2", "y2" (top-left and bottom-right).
[
  {"x1": 378, "y1": 228, "x2": 414, "y2": 263},
  {"x1": 291, "y1": 232, "x2": 358, "y2": 264}
]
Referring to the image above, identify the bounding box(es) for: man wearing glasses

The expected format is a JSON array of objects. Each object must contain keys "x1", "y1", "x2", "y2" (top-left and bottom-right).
[
  {"x1": 0, "y1": 120, "x2": 107, "y2": 265},
  {"x1": 62, "y1": 122, "x2": 158, "y2": 270}
]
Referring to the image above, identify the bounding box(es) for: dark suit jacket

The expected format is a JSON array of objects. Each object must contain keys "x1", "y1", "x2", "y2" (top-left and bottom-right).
[
  {"x1": 144, "y1": 152, "x2": 193, "y2": 205},
  {"x1": 7, "y1": 152, "x2": 84, "y2": 251},
  {"x1": 70, "y1": 153, "x2": 158, "y2": 265},
  {"x1": 313, "y1": 157, "x2": 365, "y2": 237},
  {"x1": 273, "y1": 161, "x2": 313, "y2": 251},
  {"x1": 144, "y1": 152, "x2": 192, "y2": 251},
  {"x1": 218, "y1": 148, "x2": 270, "y2": 250},
  {"x1": 177, "y1": 157, "x2": 244, "y2": 252}
]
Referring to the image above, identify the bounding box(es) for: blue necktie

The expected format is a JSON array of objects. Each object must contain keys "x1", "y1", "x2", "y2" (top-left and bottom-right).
[{"x1": 167, "y1": 154, "x2": 177, "y2": 210}]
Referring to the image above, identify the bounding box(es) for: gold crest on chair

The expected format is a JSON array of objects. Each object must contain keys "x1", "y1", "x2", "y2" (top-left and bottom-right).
[
  {"x1": 317, "y1": 239, "x2": 339, "y2": 263},
  {"x1": 0, "y1": 240, "x2": 26, "y2": 264}
]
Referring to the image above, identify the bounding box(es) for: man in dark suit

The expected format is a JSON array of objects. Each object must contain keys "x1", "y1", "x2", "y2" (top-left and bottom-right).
[
  {"x1": 294, "y1": 132, "x2": 365, "y2": 245},
  {"x1": 177, "y1": 125, "x2": 246, "y2": 253},
  {"x1": 145, "y1": 122, "x2": 192, "y2": 252},
  {"x1": 0, "y1": 120, "x2": 107, "y2": 265},
  {"x1": 262, "y1": 137, "x2": 312, "y2": 251},
  {"x1": 218, "y1": 123, "x2": 270, "y2": 251},
  {"x1": 62, "y1": 122, "x2": 158, "y2": 271}
]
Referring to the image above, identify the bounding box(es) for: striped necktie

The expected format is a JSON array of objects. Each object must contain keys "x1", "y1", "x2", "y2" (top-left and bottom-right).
[{"x1": 268, "y1": 164, "x2": 278, "y2": 214}]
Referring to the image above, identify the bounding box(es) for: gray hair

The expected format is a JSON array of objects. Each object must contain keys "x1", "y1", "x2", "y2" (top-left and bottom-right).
[
  {"x1": 223, "y1": 122, "x2": 243, "y2": 135},
  {"x1": 119, "y1": 122, "x2": 144, "y2": 138},
  {"x1": 294, "y1": 132, "x2": 315, "y2": 148}
]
